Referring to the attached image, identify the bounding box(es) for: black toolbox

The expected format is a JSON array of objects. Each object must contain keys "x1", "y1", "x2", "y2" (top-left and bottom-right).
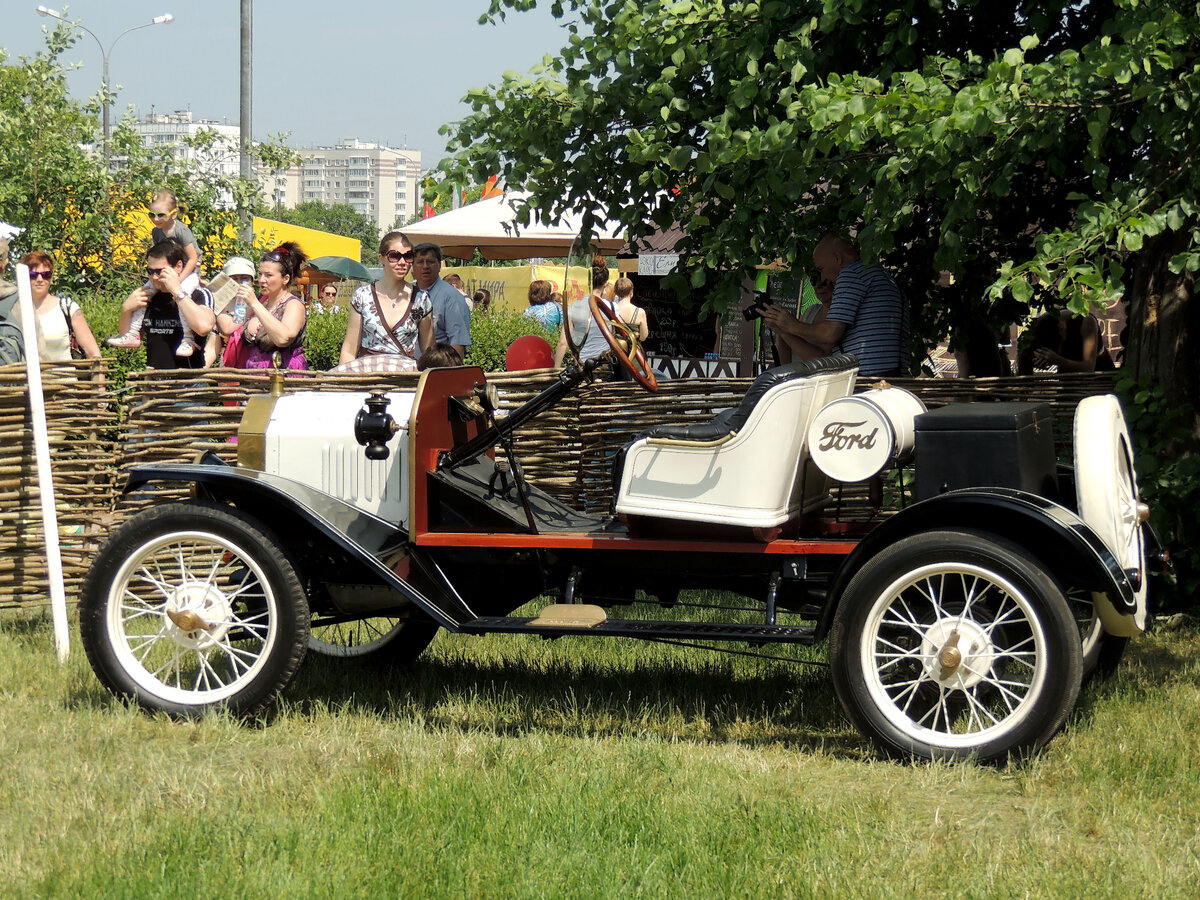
[{"x1": 914, "y1": 403, "x2": 1059, "y2": 501}]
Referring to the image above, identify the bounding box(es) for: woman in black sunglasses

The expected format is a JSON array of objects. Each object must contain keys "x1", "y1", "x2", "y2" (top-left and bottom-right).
[
  {"x1": 338, "y1": 230, "x2": 433, "y2": 369},
  {"x1": 19, "y1": 249, "x2": 102, "y2": 362}
]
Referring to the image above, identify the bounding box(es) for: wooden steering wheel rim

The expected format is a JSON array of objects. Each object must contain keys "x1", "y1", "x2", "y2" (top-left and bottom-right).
[{"x1": 588, "y1": 294, "x2": 658, "y2": 391}]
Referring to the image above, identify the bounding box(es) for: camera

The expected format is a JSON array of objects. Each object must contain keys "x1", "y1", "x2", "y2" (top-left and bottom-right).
[{"x1": 742, "y1": 297, "x2": 773, "y2": 321}]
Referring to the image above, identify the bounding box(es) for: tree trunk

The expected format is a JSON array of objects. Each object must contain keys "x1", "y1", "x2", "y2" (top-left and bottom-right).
[{"x1": 1127, "y1": 227, "x2": 1200, "y2": 440}]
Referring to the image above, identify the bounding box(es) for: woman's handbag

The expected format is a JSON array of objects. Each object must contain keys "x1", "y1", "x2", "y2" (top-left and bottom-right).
[
  {"x1": 59, "y1": 297, "x2": 84, "y2": 359},
  {"x1": 221, "y1": 326, "x2": 251, "y2": 368}
]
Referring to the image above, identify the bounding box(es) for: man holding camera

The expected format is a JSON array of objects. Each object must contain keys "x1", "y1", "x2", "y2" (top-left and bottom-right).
[{"x1": 762, "y1": 235, "x2": 909, "y2": 377}]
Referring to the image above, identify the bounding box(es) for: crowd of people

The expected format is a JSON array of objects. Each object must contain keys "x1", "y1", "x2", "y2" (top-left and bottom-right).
[
  {"x1": 0, "y1": 199, "x2": 1118, "y2": 380},
  {"x1": 0, "y1": 215, "x2": 483, "y2": 374}
]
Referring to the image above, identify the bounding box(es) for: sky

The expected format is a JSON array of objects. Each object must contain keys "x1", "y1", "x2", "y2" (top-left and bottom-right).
[{"x1": 0, "y1": 0, "x2": 574, "y2": 166}]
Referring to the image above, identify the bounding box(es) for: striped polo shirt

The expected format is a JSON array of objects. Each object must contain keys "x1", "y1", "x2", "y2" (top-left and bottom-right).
[{"x1": 827, "y1": 260, "x2": 910, "y2": 375}]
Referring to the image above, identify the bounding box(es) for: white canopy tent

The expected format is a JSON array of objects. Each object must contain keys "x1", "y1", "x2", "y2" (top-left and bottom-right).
[{"x1": 402, "y1": 192, "x2": 626, "y2": 260}]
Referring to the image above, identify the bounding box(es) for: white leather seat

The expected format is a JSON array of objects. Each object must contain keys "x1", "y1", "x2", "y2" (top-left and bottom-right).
[{"x1": 614, "y1": 355, "x2": 859, "y2": 528}]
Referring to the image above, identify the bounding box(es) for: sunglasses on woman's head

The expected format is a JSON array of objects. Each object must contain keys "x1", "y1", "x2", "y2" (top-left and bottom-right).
[
  {"x1": 385, "y1": 249, "x2": 414, "y2": 263},
  {"x1": 28, "y1": 270, "x2": 52, "y2": 281}
]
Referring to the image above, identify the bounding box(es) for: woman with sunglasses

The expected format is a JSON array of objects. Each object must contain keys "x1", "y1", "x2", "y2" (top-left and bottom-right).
[
  {"x1": 109, "y1": 188, "x2": 202, "y2": 355},
  {"x1": 338, "y1": 231, "x2": 433, "y2": 368},
  {"x1": 235, "y1": 242, "x2": 309, "y2": 369},
  {"x1": 19, "y1": 249, "x2": 102, "y2": 362}
]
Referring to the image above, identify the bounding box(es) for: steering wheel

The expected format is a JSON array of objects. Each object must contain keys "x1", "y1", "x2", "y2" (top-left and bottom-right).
[{"x1": 589, "y1": 294, "x2": 658, "y2": 391}]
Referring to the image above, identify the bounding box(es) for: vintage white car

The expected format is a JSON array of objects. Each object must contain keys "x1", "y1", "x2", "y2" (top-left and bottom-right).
[{"x1": 78, "y1": 299, "x2": 1158, "y2": 762}]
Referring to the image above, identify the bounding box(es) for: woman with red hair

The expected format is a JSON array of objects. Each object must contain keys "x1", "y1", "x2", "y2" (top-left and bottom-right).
[{"x1": 19, "y1": 249, "x2": 102, "y2": 362}]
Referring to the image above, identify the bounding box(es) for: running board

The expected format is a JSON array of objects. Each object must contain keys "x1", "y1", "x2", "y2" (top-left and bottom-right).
[{"x1": 459, "y1": 615, "x2": 818, "y2": 644}]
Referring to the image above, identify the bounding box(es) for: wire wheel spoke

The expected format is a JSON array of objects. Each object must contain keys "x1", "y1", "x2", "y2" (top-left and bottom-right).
[
  {"x1": 865, "y1": 560, "x2": 1049, "y2": 740},
  {"x1": 104, "y1": 529, "x2": 282, "y2": 703}
]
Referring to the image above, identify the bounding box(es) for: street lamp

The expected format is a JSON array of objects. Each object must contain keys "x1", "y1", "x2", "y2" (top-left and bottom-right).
[{"x1": 36, "y1": 5, "x2": 173, "y2": 170}]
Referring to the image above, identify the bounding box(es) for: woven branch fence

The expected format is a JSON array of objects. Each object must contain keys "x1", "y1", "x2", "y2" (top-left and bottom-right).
[{"x1": 0, "y1": 361, "x2": 1118, "y2": 610}]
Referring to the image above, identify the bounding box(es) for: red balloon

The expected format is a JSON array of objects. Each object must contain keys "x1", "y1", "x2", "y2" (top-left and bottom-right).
[{"x1": 505, "y1": 335, "x2": 554, "y2": 371}]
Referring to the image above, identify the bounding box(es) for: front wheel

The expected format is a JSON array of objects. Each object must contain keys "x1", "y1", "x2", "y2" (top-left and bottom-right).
[
  {"x1": 80, "y1": 502, "x2": 310, "y2": 717},
  {"x1": 829, "y1": 529, "x2": 1082, "y2": 762}
]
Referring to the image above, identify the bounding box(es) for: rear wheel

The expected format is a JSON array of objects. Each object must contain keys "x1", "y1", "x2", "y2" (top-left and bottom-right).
[
  {"x1": 309, "y1": 615, "x2": 438, "y2": 663},
  {"x1": 1071, "y1": 587, "x2": 1129, "y2": 679},
  {"x1": 80, "y1": 503, "x2": 309, "y2": 717},
  {"x1": 830, "y1": 529, "x2": 1082, "y2": 762}
]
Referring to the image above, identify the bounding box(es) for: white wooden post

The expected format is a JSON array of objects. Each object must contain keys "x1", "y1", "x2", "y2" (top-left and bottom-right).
[{"x1": 15, "y1": 263, "x2": 70, "y2": 661}]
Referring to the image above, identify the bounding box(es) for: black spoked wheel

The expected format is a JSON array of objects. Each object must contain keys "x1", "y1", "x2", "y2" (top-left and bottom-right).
[
  {"x1": 79, "y1": 503, "x2": 310, "y2": 717},
  {"x1": 309, "y1": 615, "x2": 438, "y2": 664},
  {"x1": 1069, "y1": 587, "x2": 1129, "y2": 680},
  {"x1": 830, "y1": 529, "x2": 1082, "y2": 762}
]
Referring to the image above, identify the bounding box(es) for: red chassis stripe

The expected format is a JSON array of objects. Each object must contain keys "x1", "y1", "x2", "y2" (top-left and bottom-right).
[{"x1": 414, "y1": 532, "x2": 858, "y2": 554}]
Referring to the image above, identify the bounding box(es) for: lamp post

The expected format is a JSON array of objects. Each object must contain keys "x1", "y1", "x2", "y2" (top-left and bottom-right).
[{"x1": 36, "y1": 5, "x2": 173, "y2": 170}]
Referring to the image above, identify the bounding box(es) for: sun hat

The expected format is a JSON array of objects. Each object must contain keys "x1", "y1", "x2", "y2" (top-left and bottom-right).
[{"x1": 221, "y1": 256, "x2": 256, "y2": 278}]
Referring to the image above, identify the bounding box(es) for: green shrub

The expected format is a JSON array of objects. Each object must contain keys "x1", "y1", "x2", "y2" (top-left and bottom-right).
[
  {"x1": 465, "y1": 309, "x2": 559, "y2": 372},
  {"x1": 67, "y1": 289, "x2": 144, "y2": 393},
  {"x1": 304, "y1": 308, "x2": 348, "y2": 371}
]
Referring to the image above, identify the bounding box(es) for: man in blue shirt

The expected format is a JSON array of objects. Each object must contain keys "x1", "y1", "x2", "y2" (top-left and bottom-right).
[
  {"x1": 763, "y1": 234, "x2": 909, "y2": 377},
  {"x1": 411, "y1": 242, "x2": 471, "y2": 359}
]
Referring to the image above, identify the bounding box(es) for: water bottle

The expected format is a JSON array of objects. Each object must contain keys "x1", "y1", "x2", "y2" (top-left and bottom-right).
[{"x1": 233, "y1": 300, "x2": 246, "y2": 325}]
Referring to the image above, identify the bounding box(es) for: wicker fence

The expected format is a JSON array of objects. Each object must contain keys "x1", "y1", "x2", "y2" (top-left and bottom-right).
[{"x1": 0, "y1": 361, "x2": 1118, "y2": 610}]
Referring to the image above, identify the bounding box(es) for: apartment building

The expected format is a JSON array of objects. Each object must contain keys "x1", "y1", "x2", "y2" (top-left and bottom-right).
[
  {"x1": 266, "y1": 139, "x2": 423, "y2": 234},
  {"x1": 130, "y1": 109, "x2": 242, "y2": 201}
]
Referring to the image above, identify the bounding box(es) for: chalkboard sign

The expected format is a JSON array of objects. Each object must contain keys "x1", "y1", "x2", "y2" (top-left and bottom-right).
[
  {"x1": 630, "y1": 274, "x2": 718, "y2": 358},
  {"x1": 753, "y1": 273, "x2": 816, "y2": 366},
  {"x1": 718, "y1": 305, "x2": 743, "y2": 359},
  {"x1": 764, "y1": 274, "x2": 804, "y2": 318}
]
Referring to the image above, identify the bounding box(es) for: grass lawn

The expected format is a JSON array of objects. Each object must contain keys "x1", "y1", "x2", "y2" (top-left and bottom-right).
[{"x1": 2, "y1": 607, "x2": 1199, "y2": 899}]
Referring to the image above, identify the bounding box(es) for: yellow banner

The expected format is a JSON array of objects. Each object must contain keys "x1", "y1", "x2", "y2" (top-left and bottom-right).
[
  {"x1": 252, "y1": 217, "x2": 361, "y2": 261},
  {"x1": 442, "y1": 264, "x2": 618, "y2": 314}
]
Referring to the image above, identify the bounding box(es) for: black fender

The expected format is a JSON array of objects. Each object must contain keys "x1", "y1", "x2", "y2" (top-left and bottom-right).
[
  {"x1": 817, "y1": 487, "x2": 1136, "y2": 639},
  {"x1": 121, "y1": 461, "x2": 474, "y2": 630}
]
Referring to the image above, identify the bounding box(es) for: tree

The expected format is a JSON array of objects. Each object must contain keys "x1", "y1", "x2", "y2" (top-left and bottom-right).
[
  {"x1": 2, "y1": 21, "x2": 299, "y2": 288},
  {"x1": 1, "y1": 28, "x2": 113, "y2": 282},
  {"x1": 448, "y1": 0, "x2": 1198, "y2": 406},
  {"x1": 275, "y1": 202, "x2": 381, "y2": 264}
]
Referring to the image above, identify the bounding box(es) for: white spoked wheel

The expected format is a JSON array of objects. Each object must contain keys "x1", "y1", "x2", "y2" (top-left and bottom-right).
[
  {"x1": 80, "y1": 503, "x2": 309, "y2": 716},
  {"x1": 830, "y1": 529, "x2": 1082, "y2": 762},
  {"x1": 1074, "y1": 394, "x2": 1147, "y2": 635},
  {"x1": 309, "y1": 616, "x2": 438, "y2": 663}
]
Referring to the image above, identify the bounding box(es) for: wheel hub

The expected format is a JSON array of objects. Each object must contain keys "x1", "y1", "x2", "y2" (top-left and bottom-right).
[
  {"x1": 921, "y1": 618, "x2": 995, "y2": 689},
  {"x1": 161, "y1": 583, "x2": 233, "y2": 649}
]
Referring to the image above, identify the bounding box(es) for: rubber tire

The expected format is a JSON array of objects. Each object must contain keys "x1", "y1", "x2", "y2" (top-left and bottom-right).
[
  {"x1": 309, "y1": 616, "x2": 438, "y2": 664},
  {"x1": 80, "y1": 502, "x2": 310, "y2": 717},
  {"x1": 829, "y1": 529, "x2": 1083, "y2": 763},
  {"x1": 1074, "y1": 588, "x2": 1129, "y2": 680}
]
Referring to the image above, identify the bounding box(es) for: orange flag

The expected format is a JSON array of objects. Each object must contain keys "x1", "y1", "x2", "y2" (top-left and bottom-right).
[{"x1": 480, "y1": 176, "x2": 503, "y2": 200}]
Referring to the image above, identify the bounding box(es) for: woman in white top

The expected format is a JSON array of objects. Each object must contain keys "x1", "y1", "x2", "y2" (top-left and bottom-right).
[
  {"x1": 19, "y1": 249, "x2": 102, "y2": 362},
  {"x1": 339, "y1": 231, "x2": 433, "y2": 366}
]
